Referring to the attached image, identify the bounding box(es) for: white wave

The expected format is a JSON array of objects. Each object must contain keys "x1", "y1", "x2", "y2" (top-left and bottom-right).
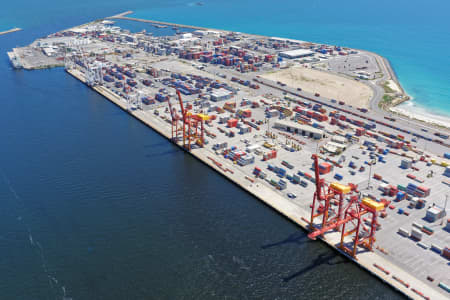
[{"x1": 391, "y1": 103, "x2": 450, "y2": 129}]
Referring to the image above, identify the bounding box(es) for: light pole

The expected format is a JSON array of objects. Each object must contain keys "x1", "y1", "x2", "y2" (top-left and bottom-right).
[
  {"x1": 367, "y1": 159, "x2": 376, "y2": 190},
  {"x1": 442, "y1": 195, "x2": 448, "y2": 225}
]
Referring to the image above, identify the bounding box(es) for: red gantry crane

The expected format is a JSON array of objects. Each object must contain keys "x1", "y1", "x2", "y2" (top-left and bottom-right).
[
  {"x1": 172, "y1": 90, "x2": 209, "y2": 151},
  {"x1": 307, "y1": 154, "x2": 384, "y2": 258},
  {"x1": 167, "y1": 90, "x2": 183, "y2": 142}
]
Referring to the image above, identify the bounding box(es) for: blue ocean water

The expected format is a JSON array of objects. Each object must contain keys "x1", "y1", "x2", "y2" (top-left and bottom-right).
[{"x1": 0, "y1": 0, "x2": 446, "y2": 298}]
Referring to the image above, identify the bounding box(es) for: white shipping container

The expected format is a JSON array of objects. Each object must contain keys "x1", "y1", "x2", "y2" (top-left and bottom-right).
[
  {"x1": 398, "y1": 228, "x2": 410, "y2": 237},
  {"x1": 378, "y1": 183, "x2": 388, "y2": 192},
  {"x1": 412, "y1": 222, "x2": 423, "y2": 230},
  {"x1": 411, "y1": 228, "x2": 423, "y2": 241}
]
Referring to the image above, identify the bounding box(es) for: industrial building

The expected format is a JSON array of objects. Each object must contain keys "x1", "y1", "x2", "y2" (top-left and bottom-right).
[
  {"x1": 279, "y1": 49, "x2": 315, "y2": 59},
  {"x1": 273, "y1": 120, "x2": 324, "y2": 139},
  {"x1": 210, "y1": 88, "x2": 233, "y2": 102}
]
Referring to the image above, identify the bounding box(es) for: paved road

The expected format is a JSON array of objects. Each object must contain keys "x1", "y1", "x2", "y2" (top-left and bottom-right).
[{"x1": 164, "y1": 57, "x2": 449, "y2": 155}]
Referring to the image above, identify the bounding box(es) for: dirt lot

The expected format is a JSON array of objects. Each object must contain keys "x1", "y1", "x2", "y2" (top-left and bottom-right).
[{"x1": 262, "y1": 66, "x2": 373, "y2": 108}]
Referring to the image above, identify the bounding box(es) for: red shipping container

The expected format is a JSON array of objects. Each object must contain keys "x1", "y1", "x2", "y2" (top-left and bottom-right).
[
  {"x1": 243, "y1": 110, "x2": 252, "y2": 118},
  {"x1": 318, "y1": 114, "x2": 328, "y2": 122},
  {"x1": 356, "y1": 127, "x2": 365, "y2": 136},
  {"x1": 330, "y1": 117, "x2": 337, "y2": 125},
  {"x1": 417, "y1": 186, "x2": 430, "y2": 196},
  {"x1": 319, "y1": 162, "x2": 332, "y2": 174},
  {"x1": 227, "y1": 118, "x2": 238, "y2": 128},
  {"x1": 443, "y1": 248, "x2": 450, "y2": 259}
]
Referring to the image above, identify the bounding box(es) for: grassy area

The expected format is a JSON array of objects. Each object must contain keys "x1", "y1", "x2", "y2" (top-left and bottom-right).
[
  {"x1": 382, "y1": 81, "x2": 396, "y2": 93},
  {"x1": 383, "y1": 94, "x2": 394, "y2": 103},
  {"x1": 379, "y1": 94, "x2": 395, "y2": 108}
]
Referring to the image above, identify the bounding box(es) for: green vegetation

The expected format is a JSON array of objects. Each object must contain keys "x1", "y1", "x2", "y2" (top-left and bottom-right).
[
  {"x1": 383, "y1": 94, "x2": 394, "y2": 103},
  {"x1": 379, "y1": 94, "x2": 395, "y2": 109},
  {"x1": 382, "y1": 81, "x2": 395, "y2": 93}
]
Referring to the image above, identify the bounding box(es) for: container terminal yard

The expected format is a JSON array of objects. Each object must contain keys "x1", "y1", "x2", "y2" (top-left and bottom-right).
[{"x1": 8, "y1": 14, "x2": 450, "y2": 299}]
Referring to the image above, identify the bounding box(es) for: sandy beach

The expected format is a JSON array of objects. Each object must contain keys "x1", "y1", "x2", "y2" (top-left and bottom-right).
[
  {"x1": 261, "y1": 66, "x2": 373, "y2": 108},
  {"x1": 391, "y1": 102, "x2": 450, "y2": 129}
]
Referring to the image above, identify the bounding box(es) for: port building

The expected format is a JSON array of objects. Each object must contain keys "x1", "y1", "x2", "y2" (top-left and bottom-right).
[
  {"x1": 273, "y1": 120, "x2": 324, "y2": 139},
  {"x1": 210, "y1": 88, "x2": 233, "y2": 102},
  {"x1": 279, "y1": 49, "x2": 315, "y2": 59}
]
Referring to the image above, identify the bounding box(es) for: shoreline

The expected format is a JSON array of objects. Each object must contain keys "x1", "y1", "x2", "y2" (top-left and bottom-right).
[
  {"x1": 110, "y1": 11, "x2": 450, "y2": 130},
  {"x1": 65, "y1": 67, "x2": 447, "y2": 300},
  {"x1": 364, "y1": 50, "x2": 450, "y2": 130}
]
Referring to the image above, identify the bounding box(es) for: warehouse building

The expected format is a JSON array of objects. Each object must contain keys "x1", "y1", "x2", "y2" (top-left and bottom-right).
[
  {"x1": 279, "y1": 49, "x2": 315, "y2": 59},
  {"x1": 273, "y1": 120, "x2": 324, "y2": 139},
  {"x1": 210, "y1": 88, "x2": 233, "y2": 102}
]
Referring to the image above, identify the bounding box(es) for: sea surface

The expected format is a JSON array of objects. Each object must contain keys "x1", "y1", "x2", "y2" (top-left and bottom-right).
[{"x1": 0, "y1": 0, "x2": 446, "y2": 299}]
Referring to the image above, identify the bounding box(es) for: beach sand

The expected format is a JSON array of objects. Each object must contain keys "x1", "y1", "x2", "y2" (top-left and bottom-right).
[
  {"x1": 261, "y1": 66, "x2": 373, "y2": 108},
  {"x1": 391, "y1": 102, "x2": 450, "y2": 129}
]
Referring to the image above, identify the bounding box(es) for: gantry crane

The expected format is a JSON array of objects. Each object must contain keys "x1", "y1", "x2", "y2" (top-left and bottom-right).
[
  {"x1": 307, "y1": 154, "x2": 384, "y2": 258},
  {"x1": 173, "y1": 90, "x2": 210, "y2": 151},
  {"x1": 167, "y1": 91, "x2": 183, "y2": 142}
]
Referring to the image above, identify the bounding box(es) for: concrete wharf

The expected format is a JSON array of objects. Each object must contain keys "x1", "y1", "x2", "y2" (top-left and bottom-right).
[{"x1": 66, "y1": 67, "x2": 449, "y2": 300}]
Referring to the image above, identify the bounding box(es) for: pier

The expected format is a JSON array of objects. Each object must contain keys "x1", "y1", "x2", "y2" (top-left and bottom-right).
[
  {"x1": 0, "y1": 27, "x2": 22, "y2": 36},
  {"x1": 66, "y1": 68, "x2": 447, "y2": 300},
  {"x1": 107, "y1": 11, "x2": 231, "y2": 33}
]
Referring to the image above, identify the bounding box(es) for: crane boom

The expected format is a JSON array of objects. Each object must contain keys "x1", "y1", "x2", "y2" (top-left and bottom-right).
[
  {"x1": 176, "y1": 90, "x2": 185, "y2": 117},
  {"x1": 167, "y1": 96, "x2": 178, "y2": 121},
  {"x1": 311, "y1": 154, "x2": 323, "y2": 200},
  {"x1": 308, "y1": 215, "x2": 353, "y2": 240}
]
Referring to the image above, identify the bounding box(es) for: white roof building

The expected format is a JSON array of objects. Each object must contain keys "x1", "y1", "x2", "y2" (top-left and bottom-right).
[
  {"x1": 273, "y1": 120, "x2": 324, "y2": 140},
  {"x1": 279, "y1": 49, "x2": 315, "y2": 59}
]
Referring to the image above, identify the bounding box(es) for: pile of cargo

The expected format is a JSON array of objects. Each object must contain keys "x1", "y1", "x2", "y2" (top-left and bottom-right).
[
  {"x1": 296, "y1": 170, "x2": 315, "y2": 185},
  {"x1": 262, "y1": 150, "x2": 277, "y2": 161},
  {"x1": 103, "y1": 75, "x2": 114, "y2": 82},
  {"x1": 142, "y1": 79, "x2": 152, "y2": 86},
  {"x1": 405, "y1": 183, "x2": 430, "y2": 198},
  {"x1": 294, "y1": 106, "x2": 328, "y2": 122},
  {"x1": 236, "y1": 109, "x2": 251, "y2": 118},
  {"x1": 237, "y1": 154, "x2": 255, "y2": 166},
  {"x1": 126, "y1": 79, "x2": 137, "y2": 87},
  {"x1": 155, "y1": 93, "x2": 169, "y2": 102},
  {"x1": 141, "y1": 96, "x2": 155, "y2": 105},
  {"x1": 378, "y1": 184, "x2": 399, "y2": 197}
]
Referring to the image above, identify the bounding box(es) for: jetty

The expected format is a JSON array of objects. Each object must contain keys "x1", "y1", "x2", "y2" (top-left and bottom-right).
[
  {"x1": 67, "y1": 67, "x2": 449, "y2": 300},
  {"x1": 0, "y1": 27, "x2": 22, "y2": 36}
]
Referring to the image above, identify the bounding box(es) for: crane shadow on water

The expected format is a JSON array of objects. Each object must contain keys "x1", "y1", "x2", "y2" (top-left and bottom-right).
[
  {"x1": 143, "y1": 141, "x2": 171, "y2": 149},
  {"x1": 260, "y1": 231, "x2": 309, "y2": 249},
  {"x1": 282, "y1": 252, "x2": 347, "y2": 283},
  {"x1": 145, "y1": 148, "x2": 182, "y2": 158}
]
